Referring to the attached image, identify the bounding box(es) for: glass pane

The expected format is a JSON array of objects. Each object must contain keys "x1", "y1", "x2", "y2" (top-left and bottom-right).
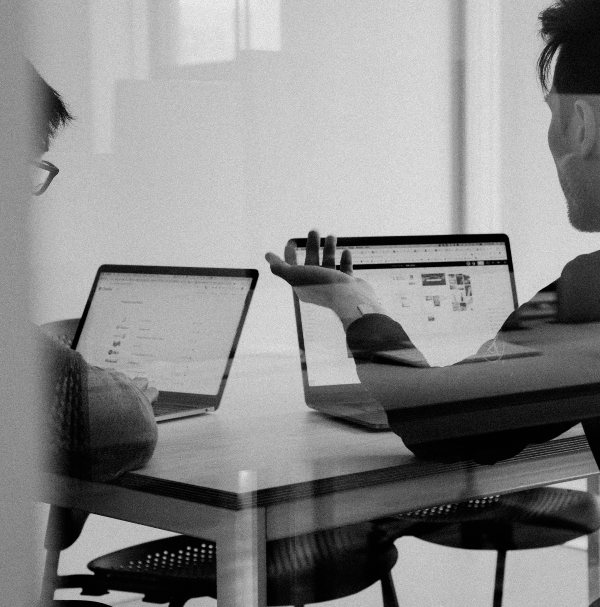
[
  {"x1": 178, "y1": 0, "x2": 236, "y2": 64},
  {"x1": 26, "y1": 2, "x2": 600, "y2": 606}
]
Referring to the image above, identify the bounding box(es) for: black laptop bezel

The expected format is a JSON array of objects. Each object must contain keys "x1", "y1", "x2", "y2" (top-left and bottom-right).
[
  {"x1": 290, "y1": 234, "x2": 518, "y2": 427},
  {"x1": 71, "y1": 264, "x2": 259, "y2": 417}
]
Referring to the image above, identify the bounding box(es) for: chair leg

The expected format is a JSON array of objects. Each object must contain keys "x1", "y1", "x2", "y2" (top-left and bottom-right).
[
  {"x1": 40, "y1": 547, "x2": 60, "y2": 605},
  {"x1": 588, "y1": 475, "x2": 600, "y2": 605},
  {"x1": 493, "y1": 550, "x2": 507, "y2": 607},
  {"x1": 380, "y1": 570, "x2": 400, "y2": 607}
]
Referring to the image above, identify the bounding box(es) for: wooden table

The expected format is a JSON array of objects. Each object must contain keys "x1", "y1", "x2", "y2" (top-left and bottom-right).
[{"x1": 42, "y1": 350, "x2": 600, "y2": 606}]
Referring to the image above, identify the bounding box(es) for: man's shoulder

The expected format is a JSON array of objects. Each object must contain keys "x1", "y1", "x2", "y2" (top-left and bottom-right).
[
  {"x1": 562, "y1": 249, "x2": 600, "y2": 272},
  {"x1": 557, "y1": 250, "x2": 600, "y2": 323}
]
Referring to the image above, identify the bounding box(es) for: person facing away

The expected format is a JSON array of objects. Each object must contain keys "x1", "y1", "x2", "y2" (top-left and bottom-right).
[
  {"x1": 29, "y1": 61, "x2": 159, "y2": 482},
  {"x1": 265, "y1": 0, "x2": 600, "y2": 464}
]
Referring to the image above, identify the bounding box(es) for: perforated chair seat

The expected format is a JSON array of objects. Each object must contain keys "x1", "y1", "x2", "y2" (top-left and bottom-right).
[
  {"x1": 381, "y1": 487, "x2": 600, "y2": 550},
  {"x1": 76, "y1": 522, "x2": 399, "y2": 606},
  {"x1": 40, "y1": 319, "x2": 397, "y2": 607},
  {"x1": 377, "y1": 487, "x2": 600, "y2": 607}
]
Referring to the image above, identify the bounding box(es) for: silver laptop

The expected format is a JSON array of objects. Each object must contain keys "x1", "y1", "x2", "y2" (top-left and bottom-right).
[
  {"x1": 72, "y1": 265, "x2": 258, "y2": 421},
  {"x1": 291, "y1": 234, "x2": 535, "y2": 430}
]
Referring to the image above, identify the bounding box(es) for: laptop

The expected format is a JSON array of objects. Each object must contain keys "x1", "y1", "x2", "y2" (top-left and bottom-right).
[
  {"x1": 72, "y1": 265, "x2": 258, "y2": 421},
  {"x1": 291, "y1": 234, "x2": 536, "y2": 430}
]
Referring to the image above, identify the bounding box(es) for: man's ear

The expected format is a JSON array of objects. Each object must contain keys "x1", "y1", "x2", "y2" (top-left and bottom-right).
[{"x1": 574, "y1": 99, "x2": 598, "y2": 158}]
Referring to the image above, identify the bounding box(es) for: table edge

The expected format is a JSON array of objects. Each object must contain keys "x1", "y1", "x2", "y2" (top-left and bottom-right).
[{"x1": 111, "y1": 434, "x2": 593, "y2": 510}]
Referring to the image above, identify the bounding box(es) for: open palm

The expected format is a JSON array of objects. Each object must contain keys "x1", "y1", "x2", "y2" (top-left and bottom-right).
[{"x1": 265, "y1": 231, "x2": 382, "y2": 321}]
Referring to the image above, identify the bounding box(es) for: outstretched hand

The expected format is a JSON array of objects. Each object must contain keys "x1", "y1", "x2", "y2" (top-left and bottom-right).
[
  {"x1": 266, "y1": 230, "x2": 354, "y2": 283},
  {"x1": 265, "y1": 230, "x2": 385, "y2": 328}
]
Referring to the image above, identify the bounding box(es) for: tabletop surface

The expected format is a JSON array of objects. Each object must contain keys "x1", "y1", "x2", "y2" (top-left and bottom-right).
[{"x1": 109, "y1": 345, "x2": 598, "y2": 511}]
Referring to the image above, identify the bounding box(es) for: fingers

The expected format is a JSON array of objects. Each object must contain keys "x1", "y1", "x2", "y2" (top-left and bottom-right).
[
  {"x1": 340, "y1": 249, "x2": 353, "y2": 275},
  {"x1": 145, "y1": 387, "x2": 159, "y2": 405},
  {"x1": 305, "y1": 230, "x2": 320, "y2": 265},
  {"x1": 269, "y1": 230, "x2": 341, "y2": 278},
  {"x1": 266, "y1": 253, "x2": 308, "y2": 286},
  {"x1": 322, "y1": 234, "x2": 337, "y2": 269},
  {"x1": 284, "y1": 240, "x2": 298, "y2": 265},
  {"x1": 265, "y1": 252, "x2": 290, "y2": 280},
  {"x1": 132, "y1": 377, "x2": 149, "y2": 391},
  {"x1": 132, "y1": 377, "x2": 159, "y2": 404}
]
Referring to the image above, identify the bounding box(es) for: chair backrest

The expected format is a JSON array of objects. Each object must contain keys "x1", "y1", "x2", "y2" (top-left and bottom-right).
[{"x1": 39, "y1": 318, "x2": 80, "y2": 347}]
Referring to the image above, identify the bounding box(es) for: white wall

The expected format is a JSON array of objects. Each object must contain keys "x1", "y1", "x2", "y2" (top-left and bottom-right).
[
  {"x1": 27, "y1": 2, "x2": 458, "y2": 588},
  {"x1": 27, "y1": 0, "x2": 600, "y2": 318},
  {"x1": 502, "y1": 0, "x2": 600, "y2": 302},
  {"x1": 27, "y1": 0, "x2": 455, "y2": 328},
  {"x1": 465, "y1": 0, "x2": 600, "y2": 303}
]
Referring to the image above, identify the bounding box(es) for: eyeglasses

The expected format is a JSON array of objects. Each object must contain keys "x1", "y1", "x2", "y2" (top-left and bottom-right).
[{"x1": 31, "y1": 160, "x2": 59, "y2": 196}]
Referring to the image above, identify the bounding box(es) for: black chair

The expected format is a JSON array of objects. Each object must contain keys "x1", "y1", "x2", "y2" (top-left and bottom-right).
[
  {"x1": 378, "y1": 487, "x2": 600, "y2": 607},
  {"x1": 40, "y1": 318, "x2": 80, "y2": 347},
  {"x1": 40, "y1": 319, "x2": 400, "y2": 607},
  {"x1": 41, "y1": 506, "x2": 110, "y2": 607},
  {"x1": 56, "y1": 522, "x2": 399, "y2": 607},
  {"x1": 52, "y1": 487, "x2": 599, "y2": 607},
  {"x1": 41, "y1": 320, "x2": 599, "y2": 606}
]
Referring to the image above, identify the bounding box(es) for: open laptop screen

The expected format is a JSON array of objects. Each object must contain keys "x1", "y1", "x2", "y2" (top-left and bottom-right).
[
  {"x1": 72, "y1": 266, "x2": 257, "y2": 415},
  {"x1": 292, "y1": 235, "x2": 517, "y2": 386}
]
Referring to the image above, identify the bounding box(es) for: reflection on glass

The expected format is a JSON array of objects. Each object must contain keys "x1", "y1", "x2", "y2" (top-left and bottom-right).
[
  {"x1": 27, "y1": 1, "x2": 600, "y2": 605},
  {"x1": 178, "y1": 0, "x2": 237, "y2": 64},
  {"x1": 177, "y1": 0, "x2": 281, "y2": 65}
]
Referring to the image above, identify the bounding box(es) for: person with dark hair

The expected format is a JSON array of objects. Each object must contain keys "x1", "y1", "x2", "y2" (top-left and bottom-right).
[
  {"x1": 27, "y1": 61, "x2": 73, "y2": 156},
  {"x1": 265, "y1": 0, "x2": 600, "y2": 464},
  {"x1": 538, "y1": 0, "x2": 600, "y2": 96},
  {"x1": 539, "y1": 0, "x2": 600, "y2": 234},
  {"x1": 29, "y1": 62, "x2": 159, "y2": 482}
]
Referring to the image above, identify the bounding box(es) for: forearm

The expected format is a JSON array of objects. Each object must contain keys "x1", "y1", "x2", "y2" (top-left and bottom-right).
[
  {"x1": 293, "y1": 281, "x2": 387, "y2": 331},
  {"x1": 339, "y1": 303, "x2": 388, "y2": 332},
  {"x1": 85, "y1": 365, "x2": 158, "y2": 481},
  {"x1": 40, "y1": 332, "x2": 158, "y2": 481}
]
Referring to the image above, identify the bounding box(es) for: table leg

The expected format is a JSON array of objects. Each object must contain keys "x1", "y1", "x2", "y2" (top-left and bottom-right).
[
  {"x1": 588, "y1": 474, "x2": 600, "y2": 604},
  {"x1": 216, "y1": 472, "x2": 267, "y2": 606},
  {"x1": 216, "y1": 506, "x2": 267, "y2": 606}
]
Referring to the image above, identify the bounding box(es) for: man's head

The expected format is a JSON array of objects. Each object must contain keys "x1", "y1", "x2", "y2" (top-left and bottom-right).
[
  {"x1": 538, "y1": 0, "x2": 600, "y2": 231},
  {"x1": 27, "y1": 61, "x2": 72, "y2": 158}
]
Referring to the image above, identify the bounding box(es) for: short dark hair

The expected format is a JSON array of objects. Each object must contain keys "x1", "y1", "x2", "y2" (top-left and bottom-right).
[
  {"x1": 538, "y1": 0, "x2": 600, "y2": 94},
  {"x1": 27, "y1": 61, "x2": 73, "y2": 154}
]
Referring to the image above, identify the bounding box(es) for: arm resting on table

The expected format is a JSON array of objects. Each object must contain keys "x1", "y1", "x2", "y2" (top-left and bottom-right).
[
  {"x1": 37, "y1": 330, "x2": 158, "y2": 482},
  {"x1": 345, "y1": 314, "x2": 577, "y2": 465}
]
